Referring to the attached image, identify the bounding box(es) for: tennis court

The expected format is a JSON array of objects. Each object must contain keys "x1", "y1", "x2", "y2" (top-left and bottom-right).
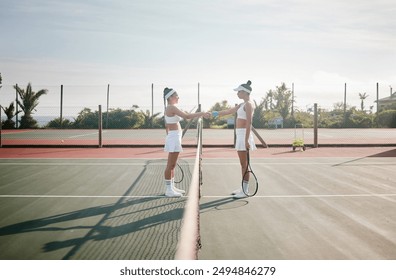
[
  {"x1": 0, "y1": 127, "x2": 395, "y2": 260},
  {"x1": 199, "y1": 153, "x2": 396, "y2": 259},
  {"x1": 1, "y1": 128, "x2": 395, "y2": 146}
]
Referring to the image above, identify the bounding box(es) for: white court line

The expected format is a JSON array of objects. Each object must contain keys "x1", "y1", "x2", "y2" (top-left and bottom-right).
[
  {"x1": 0, "y1": 161, "x2": 389, "y2": 166},
  {"x1": 1, "y1": 194, "x2": 396, "y2": 199},
  {"x1": 67, "y1": 131, "x2": 107, "y2": 138},
  {"x1": 203, "y1": 194, "x2": 396, "y2": 198},
  {"x1": 0, "y1": 162, "x2": 168, "y2": 166},
  {"x1": 204, "y1": 162, "x2": 393, "y2": 166},
  {"x1": 0, "y1": 195, "x2": 166, "y2": 198}
]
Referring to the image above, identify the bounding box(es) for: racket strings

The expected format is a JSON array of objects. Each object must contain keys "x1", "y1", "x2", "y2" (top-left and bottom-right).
[{"x1": 242, "y1": 150, "x2": 258, "y2": 197}]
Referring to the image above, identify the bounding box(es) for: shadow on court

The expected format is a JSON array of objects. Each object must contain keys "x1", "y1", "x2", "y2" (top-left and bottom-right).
[
  {"x1": 0, "y1": 158, "x2": 193, "y2": 260},
  {"x1": 0, "y1": 197, "x2": 184, "y2": 259},
  {"x1": 200, "y1": 197, "x2": 249, "y2": 213},
  {"x1": 368, "y1": 148, "x2": 396, "y2": 157}
]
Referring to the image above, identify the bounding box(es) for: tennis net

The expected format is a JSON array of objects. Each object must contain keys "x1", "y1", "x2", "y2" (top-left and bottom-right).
[{"x1": 174, "y1": 117, "x2": 203, "y2": 260}]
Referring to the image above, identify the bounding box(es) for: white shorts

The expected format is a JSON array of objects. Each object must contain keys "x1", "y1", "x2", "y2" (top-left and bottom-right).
[
  {"x1": 164, "y1": 130, "x2": 183, "y2": 153},
  {"x1": 235, "y1": 128, "x2": 257, "y2": 151}
]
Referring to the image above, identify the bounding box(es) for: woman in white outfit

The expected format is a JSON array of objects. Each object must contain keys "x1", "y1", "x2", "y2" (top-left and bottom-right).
[
  {"x1": 211, "y1": 80, "x2": 256, "y2": 198},
  {"x1": 163, "y1": 87, "x2": 209, "y2": 197}
]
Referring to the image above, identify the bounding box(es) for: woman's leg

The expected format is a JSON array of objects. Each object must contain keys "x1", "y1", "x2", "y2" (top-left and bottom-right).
[
  {"x1": 234, "y1": 151, "x2": 249, "y2": 198},
  {"x1": 164, "y1": 152, "x2": 182, "y2": 197},
  {"x1": 165, "y1": 152, "x2": 179, "y2": 180},
  {"x1": 237, "y1": 151, "x2": 249, "y2": 181}
]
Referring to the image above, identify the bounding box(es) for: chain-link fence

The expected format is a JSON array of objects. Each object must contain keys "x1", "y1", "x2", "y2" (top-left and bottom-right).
[{"x1": 1, "y1": 82, "x2": 395, "y2": 147}]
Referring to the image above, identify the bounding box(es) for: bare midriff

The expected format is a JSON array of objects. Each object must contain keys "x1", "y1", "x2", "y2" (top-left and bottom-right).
[
  {"x1": 236, "y1": 118, "x2": 248, "y2": 129},
  {"x1": 166, "y1": 123, "x2": 181, "y2": 131}
]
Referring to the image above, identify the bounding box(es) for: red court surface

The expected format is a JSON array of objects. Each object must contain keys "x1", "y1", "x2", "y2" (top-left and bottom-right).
[
  {"x1": 1, "y1": 128, "x2": 395, "y2": 147},
  {"x1": 0, "y1": 146, "x2": 395, "y2": 159}
]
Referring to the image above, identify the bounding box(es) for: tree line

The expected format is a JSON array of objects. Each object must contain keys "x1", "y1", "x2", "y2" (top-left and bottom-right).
[{"x1": 1, "y1": 80, "x2": 396, "y2": 129}]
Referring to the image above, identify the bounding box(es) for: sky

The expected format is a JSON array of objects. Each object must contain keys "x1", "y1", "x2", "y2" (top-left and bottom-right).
[{"x1": 1, "y1": 0, "x2": 395, "y2": 115}]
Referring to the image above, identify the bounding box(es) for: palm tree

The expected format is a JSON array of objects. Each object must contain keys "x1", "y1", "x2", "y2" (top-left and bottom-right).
[
  {"x1": 1, "y1": 102, "x2": 21, "y2": 129},
  {"x1": 358, "y1": 92, "x2": 369, "y2": 111},
  {"x1": 14, "y1": 83, "x2": 47, "y2": 128}
]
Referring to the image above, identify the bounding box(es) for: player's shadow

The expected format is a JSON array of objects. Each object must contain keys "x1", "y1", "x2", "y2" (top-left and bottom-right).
[
  {"x1": 0, "y1": 159, "x2": 189, "y2": 259},
  {"x1": 368, "y1": 148, "x2": 396, "y2": 158},
  {"x1": 200, "y1": 197, "x2": 249, "y2": 213},
  {"x1": 42, "y1": 198, "x2": 185, "y2": 258},
  {"x1": 333, "y1": 148, "x2": 396, "y2": 167},
  {"x1": 0, "y1": 196, "x2": 164, "y2": 236}
]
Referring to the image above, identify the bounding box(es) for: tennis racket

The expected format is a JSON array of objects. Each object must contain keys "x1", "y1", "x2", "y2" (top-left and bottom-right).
[
  {"x1": 242, "y1": 150, "x2": 258, "y2": 197},
  {"x1": 174, "y1": 163, "x2": 184, "y2": 184}
]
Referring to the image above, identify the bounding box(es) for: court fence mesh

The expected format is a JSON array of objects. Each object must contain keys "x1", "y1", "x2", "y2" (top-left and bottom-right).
[{"x1": 1, "y1": 82, "x2": 396, "y2": 147}]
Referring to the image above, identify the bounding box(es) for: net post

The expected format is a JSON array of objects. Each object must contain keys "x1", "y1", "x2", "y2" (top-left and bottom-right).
[{"x1": 98, "y1": 105, "x2": 103, "y2": 148}]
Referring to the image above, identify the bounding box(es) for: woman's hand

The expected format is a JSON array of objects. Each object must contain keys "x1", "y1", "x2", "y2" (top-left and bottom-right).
[{"x1": 245, "y1": 140, "x2": 250, "y2": 150}]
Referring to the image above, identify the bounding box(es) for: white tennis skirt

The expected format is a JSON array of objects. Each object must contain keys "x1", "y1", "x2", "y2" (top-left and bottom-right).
[
  {"x1": 164, "y1": 130, "x2": 183, "y2": 152},
  {"x1": 235, "y1": 128, "x2": 257, "y2": 151}
]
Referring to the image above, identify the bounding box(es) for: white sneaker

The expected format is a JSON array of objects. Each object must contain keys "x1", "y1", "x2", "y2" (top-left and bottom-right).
[
  {"x1": 233, "y1": 191, "x2": 247, "y2": 199},
  {"x1": 165, "y1": 189, "x2": 182, "y2": 197},
  {"x1": 231, "y1": 188, "x2": 241, "y2": 195},
  {"x1": 173, "y1": 186, "x2": 186, "y2": 194}
]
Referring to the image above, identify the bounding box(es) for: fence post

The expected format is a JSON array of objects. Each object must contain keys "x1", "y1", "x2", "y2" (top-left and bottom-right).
[
  {"x1": 198, "y1": 82, "x2": 200, "y2": 108},
  {"x1": 60, "y1": 85, "x2": 63, "y2": 128},
  {"x1": 0, "y1": 104, "x2": 2, "y2": 148},
  {"x1": 376, "y1": 82, "x2": 379, "y2": 127},
  {"x1": 291, "y1": 82, "x2": 294, "y2": 117},
  {"x1": 151, "y1": 83, "x2": 154, "y2": 128},
  {"x1": 106, "y1": 84, "x2": 110, "y2": 129},
  {"x1": 98, "y1": 105, "x2": 103, "y2": 148},
  {"x1": 314, "y1": 103, "x2": 318, "y2": 148},
  {"x1": 15, "y1": 84, "x2": 18, "y2": 129},
  {"x1": 343, "y1": 83, "x2": 347, "y2": 127},
  {"x1": 151, "y1": 83, "x2": 154, "y2": 116}
]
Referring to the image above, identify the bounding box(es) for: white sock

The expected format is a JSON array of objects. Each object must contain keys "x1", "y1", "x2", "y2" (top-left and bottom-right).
[
  {"x1": 243, "y1": 180, "x2": 249, "y2": 193},
  {"x1": 165, "y1": 180, "x2": 172, "y2": 191}
]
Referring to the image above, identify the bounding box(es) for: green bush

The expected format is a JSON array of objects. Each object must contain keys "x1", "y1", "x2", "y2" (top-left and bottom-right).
[
  {"x1": 375, "y1": 110, "x2": 396, "y2": 128},
  {"x1": 46, "y1": 118, "x2": 72, "y2": 128}
]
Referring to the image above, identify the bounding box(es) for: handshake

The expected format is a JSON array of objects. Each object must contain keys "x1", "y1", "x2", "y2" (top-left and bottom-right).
[{"x1": 200, "y1": 111, "x2": 220, "y2": 119}]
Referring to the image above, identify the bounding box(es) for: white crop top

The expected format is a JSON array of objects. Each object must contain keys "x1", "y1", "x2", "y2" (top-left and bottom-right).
[
  {"x1": 165, "y1": 114, "x2": 182, "y2": 124},
  {"x1": 237, "y1": 103, "x2": 247, "y2": 120}
]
